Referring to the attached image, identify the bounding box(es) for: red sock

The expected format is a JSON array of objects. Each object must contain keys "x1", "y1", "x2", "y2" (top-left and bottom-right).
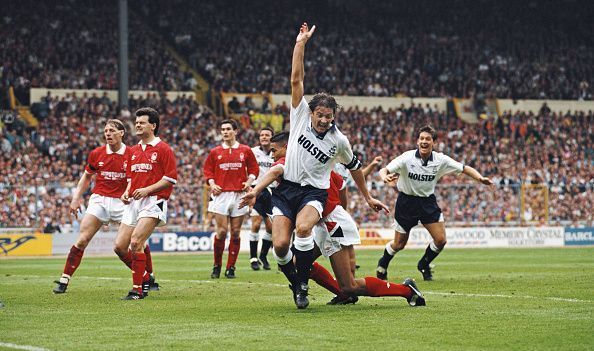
[
  {"x1": 364, "y1": 277, "x2": 412, "y2": 298},
  {"x1": 213, "y1": 236, "x2": 225, "y2": 266},
  {"x1": 117, "y1": 249, "x2": 133, "y2": 270},
  {"x1": 144, "y1": 245, "x2": 153, "y2": 274},
  {"x1": 226, "y1": 237, "x2": 240, "y2": 269},
  {"x1": 310, "y1": 262, "x2": 343, "y2": 296},
  {"x1": 132, "y1": 252, "x2": 146, "y2": 294},
  {"x1": 62, "y1": 245, "x2": 84, "y2": 277}
]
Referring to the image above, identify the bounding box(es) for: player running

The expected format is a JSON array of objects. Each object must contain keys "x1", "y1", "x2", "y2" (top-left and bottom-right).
[{"x1": 376, "y1": 125, "x2": 494, "y2": 281}]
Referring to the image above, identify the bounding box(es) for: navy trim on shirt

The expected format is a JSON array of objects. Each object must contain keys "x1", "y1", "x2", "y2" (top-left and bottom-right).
[{"x1": 415, "y1": 149, "x2": 434, "y2": 166}]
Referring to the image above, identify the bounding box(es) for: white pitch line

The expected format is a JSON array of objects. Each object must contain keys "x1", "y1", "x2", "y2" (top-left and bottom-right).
[
  {"x1": 8, "y1": 274, "x2": 593, "y2": 304},
  {"x1": 0, "y1": 342, "x2": 52, "y2": 351}
]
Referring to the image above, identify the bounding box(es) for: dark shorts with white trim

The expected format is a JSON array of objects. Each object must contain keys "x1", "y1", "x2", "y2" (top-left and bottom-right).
[
  {"x1": 394, "y1": 192, "x2": 442, "y2": 233},
  {"x1": 271, "y1": 180, "x2": 328, "y2": 224}
]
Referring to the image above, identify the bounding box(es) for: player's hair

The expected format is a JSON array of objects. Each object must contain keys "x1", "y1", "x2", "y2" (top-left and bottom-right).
[
  {"x1": 219, "y1": 119, "x2": 238, "y2": 130},
  {"x1": 417, "y1": 125, "x2": 437, "y2": 141},
  {"x1": 308, "y1": 93, "x2": 340, "y2": 115},
  {"x1": 106, "y1": 119, "x2": 126, "y2": 134},
  {"x1": 135, "y1": 107, "x2": 160, "y2": 135},
  {"x1": 260, "y1": 127, "x2": 274, "y2": 135},
  {"x1": 271, "y1": 131, "x2": 289, "y2": 144}
]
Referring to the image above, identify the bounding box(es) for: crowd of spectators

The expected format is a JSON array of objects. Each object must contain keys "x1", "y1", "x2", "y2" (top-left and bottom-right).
[
  {"x1": 1, "y1": 92, "x2": 592, "y2": 230},
  {"x1": 142, "y1": 0, "x2": 593, "y2": 100},
  {"x1": 1, "y1": 0, "x2": 194, "y2": 105}
]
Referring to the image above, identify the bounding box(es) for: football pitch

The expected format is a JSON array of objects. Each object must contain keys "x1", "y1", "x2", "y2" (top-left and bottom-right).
[{"x1": 1, "y1": 248, "x2": 593, "y2": 351}]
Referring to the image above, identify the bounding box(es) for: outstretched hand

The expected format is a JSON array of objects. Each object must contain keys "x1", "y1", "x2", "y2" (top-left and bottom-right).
[
  {"x1": 480, "y1": 177, "x2": 495, "y2": 186},
  {"x1": 366, "y1": 197, "x2": 390, "y2": 214},
  {"x1": 296, "y1": 22, "x2": 316, "y2": 43},
  {"x1": 239, "y1": 191, "x2": 257, "y2": 209}
]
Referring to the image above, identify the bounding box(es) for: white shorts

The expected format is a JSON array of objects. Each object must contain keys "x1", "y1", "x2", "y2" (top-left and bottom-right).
[
  {"x1": 209, "y1": 191, "x2": 249, "y2": 217},
  {"x1": 313, "y1": 205, "x2": 360, "y2": 258},
  {"x1": 86, "y1": 193, "x2": 126, "y2": 224},
  {"x1": 392, "y1": 213, "x2": 444, "y2": 234},
  {"x1": 121, "y1": 196, "x2": 168, "y2": 227}
]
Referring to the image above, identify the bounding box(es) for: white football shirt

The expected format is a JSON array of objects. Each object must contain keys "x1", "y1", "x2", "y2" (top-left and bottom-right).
[
  {"x1": 284, "y1": 97, "x2": 360, "y2": 189},
  {"x1": 251, "y1": 146, "x2": 274, "y2": 186},
  {"x1": 386, "y1": 149, "x2": 464, "y2": 197}
]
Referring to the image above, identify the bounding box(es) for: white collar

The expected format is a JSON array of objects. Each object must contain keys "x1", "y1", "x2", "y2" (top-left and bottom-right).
[
  {"x1": 139, "y1": 137, "x2": 161, "y2": 147},
  {"x1": 106, "y1": 144, "x2": 126, "y2": 155},
  {"x1": 222, "y1": 141, "x2": 239, "y2": 149}
]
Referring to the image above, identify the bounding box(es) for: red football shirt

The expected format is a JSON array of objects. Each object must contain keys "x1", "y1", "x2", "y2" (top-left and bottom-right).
[
  {"x1": 126, "y1": 137, "x2": 178, "y2": 200},
  {"x1": 203, "y1": 141, "x2": 259, "y2": 192},
  {"x1": 322, "y1": 171, "x2": 345, "y2": 218},
  {"x1": 85, "y1": 144, "x2": 129, "y2": 198}
]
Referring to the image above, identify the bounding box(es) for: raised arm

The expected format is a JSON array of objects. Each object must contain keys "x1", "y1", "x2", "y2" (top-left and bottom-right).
[{"x1": 291, "y1": 22, "x2": 316, "y2": 108}]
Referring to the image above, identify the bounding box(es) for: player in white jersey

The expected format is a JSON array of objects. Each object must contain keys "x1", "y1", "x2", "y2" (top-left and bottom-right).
[
  {"x1": 249, "y1": 127, "x2": 275, "y2": 270},
  {"x1": 375, "y1": 125, "x2": 494, "y2": 281},
  {"x1": 272, "y1": 22, "x2": 389, "y2": 309}
]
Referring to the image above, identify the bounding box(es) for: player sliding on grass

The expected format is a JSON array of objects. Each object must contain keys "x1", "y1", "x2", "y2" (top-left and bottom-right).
[
  {"x1": 376, "y1": 125, "x2": 494, "y2": 281},
  {"x1": 52, "y1": 119, "x2": 158, "y2": 294},
  {"x1": 240, "y1": 135, "x2": 424, "y2": 307}
]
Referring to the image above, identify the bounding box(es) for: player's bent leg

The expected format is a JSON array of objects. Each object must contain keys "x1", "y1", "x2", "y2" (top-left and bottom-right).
[
  {"x1": 376, "y1": 230, "x2": 408, "y2": 280},
  {"x1": 53, "y1": 214, "x2": 104, "y2": 294},
  {"x1": 418, "y1": 221, "x2": 447, "y2": 281},
  {"x1": 114, "y1": 223, "x2": 135, "y2": 269},
  {"x1": 225, "y1": 216, "x2": 244, "y2": 278}
]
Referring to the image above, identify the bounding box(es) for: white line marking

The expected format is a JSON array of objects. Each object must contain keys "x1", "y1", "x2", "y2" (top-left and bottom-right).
[
  {"x1": 0, "y1": 342, "x2": 52, "y2": 351},
  {"x1": 10, "y1": 274, "x2": 593, "y2": 304}
]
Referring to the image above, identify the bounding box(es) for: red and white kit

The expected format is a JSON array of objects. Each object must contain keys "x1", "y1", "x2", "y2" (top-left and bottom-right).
[
  {"x1": 84, "y1": 144, "x2": 130, "y2": 223},
  {"x1": 203, "y1": 141, "x2": 259, "y2": 217},
  {"x1": 122, "y1": 137, "x2": 178, "y2": 227},
  {"x1": 313, "y1": 171, "x2": 360, "y2": 257}
]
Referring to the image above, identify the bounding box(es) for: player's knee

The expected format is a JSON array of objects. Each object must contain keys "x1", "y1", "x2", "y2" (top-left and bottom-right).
[
  {"x1": 295, "y1": 223, "x2": 312, "y2": 237},
  {"x1": 113, "y1": 245, "x2": 126, "y2": 257}
]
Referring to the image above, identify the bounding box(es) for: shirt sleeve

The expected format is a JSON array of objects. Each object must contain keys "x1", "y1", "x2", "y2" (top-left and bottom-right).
[
  {"x1": 386, "y1": 154, "x2": 406, "y2": 174},
  {"x1": 336, "y1": 135, "x2": 361, "y2": 170},
  {"x1": 437, "y1": 154, "x2": 464, "y2": 177},
  {"x1": 161, "y1": 146, "x2": 178, "y2": 184},
  {"x1": 84, "y1": 149, "x2": 98, "y2": 174},
  {"x1": 203, "y1": 149, "x2": 215, "y2": 184},
  {"x1": 245, "y1": 147, "x2": 259, "y2": 180}
]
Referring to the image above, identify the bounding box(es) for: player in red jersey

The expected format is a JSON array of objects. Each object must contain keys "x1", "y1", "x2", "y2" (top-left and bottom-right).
[
  {"x1": 242, "y1": 146, "x2": 425, "y2": 307},
  {"x1": 118, "y1": 107, "x2": 178, "y2": 300},
  {"x1": 53, "y1": 119, "x2": 136, "y2": 294},
  {"x1": 203, "y1": 119, "x2": 259, "y2": 279}
]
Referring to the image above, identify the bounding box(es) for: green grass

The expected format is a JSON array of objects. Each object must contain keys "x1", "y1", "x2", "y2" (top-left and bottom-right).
[{"x1": 1, "y1": 248, "x2": 593, "y2": 351}]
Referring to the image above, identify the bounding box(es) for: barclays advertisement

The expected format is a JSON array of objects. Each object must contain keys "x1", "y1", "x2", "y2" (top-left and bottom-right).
[{"x1": 564, "y1": 227, "x2": 594, "y2": 246}]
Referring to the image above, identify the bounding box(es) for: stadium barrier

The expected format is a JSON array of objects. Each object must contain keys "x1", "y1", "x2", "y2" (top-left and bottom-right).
[
  {"x1": 0, "y1": 233, "x2": 52, "y2": 256},
  {"x1": 360, "y1": 226, "x2": 566, "y2": 248},
  {"x1": 2, "y1": 227, "x2": 592, "y2": 257}
]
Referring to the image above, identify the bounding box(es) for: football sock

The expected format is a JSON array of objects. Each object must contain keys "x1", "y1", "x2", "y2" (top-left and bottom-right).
[
  {"x1": 117, "y1": 249, "x2": 133, "y2": 270},
  {"x1": 144, "y1": 245, "x2": 153, "y2": 274},
  {"x1": 226, "y1": 237, "x2": 241, "y2": 269},
  {"x1": 260, "y1": 238, "x2": 272, "y2": 259},
  {"x1": 419, "y1": 242, "x2": 441, "y2": 267},
  {"x1": 249, "y1": 239, "x2": 258, "y2": 259},
  {"x1": 378, "y1": 242, "x2": 396, "y2": 268},
  {"x1": 213, "y1": 236, "x2": 225, "y2": 266},
  {"x1": 310, "y1": 262, "x2": 342, "y2": 296},
  {"x1": 62, "y1": 245, "x2": 84, "y2": 278},
  {"x1": 132, "y1": 252, "x2": 146, "y2": 294},
  {"x1": 274, "y1": 249, "x2": 298, "y2": 286},
  {"x1": 363, "y1": 277, "x2": 412, "y2": 298}
]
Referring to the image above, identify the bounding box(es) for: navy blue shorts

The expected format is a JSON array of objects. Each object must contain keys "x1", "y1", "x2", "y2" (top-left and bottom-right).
[
  {"x1": 271, "y1": 180, "x2": 328, "y2": 224},
  {"x1": 253, "y1": 188, "x2": 272, "y2": 217},
  {"x1": 394, "y1": 192, "x2": 442, "y2": 233}
]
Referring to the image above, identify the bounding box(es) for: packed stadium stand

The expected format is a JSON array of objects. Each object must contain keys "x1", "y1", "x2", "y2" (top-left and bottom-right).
[{"x1": 0, "y1": 0, "x2": 592, "y2": 231}]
